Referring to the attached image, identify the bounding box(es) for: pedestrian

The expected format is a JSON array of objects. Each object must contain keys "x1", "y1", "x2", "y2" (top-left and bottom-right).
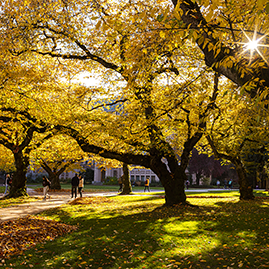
[
  {"x1": 224, "y1": 179, "x2": 227, "y2": 189},
  {"x1": 71, "y1": 173, "x2": 79, "y2": 198},
  {"x1": 4, "y1": 174, "x2": 11, "y2": 195},
  {"x1": 78, "y1": 174, "x2": 84, "y2": 198},
  {"x1": 186, "y1": 179, "x2": 190, "y2": 189},
  {"x1": 118, "y1": 176, "x2": 123, "y2": 192},
  {"x1": 228, "y1": 179, "x2": 232, "y2": 189},
  {"x1": 42, "y1": 176, "x2": 51, "y2": 200},
  {"x1": 144, "y1": 176, "x2": 150, "y2": 192},
  {"x1": 216, "y1": 180, "x2": 220, "y2": 188}
]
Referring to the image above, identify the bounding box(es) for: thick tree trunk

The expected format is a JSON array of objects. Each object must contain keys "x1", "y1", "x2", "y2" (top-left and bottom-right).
[
  {"x1": 151, "y1": 160, "x2": 187, "y2": 206},
  {"x1": 8, "y1": 151, "x2": 28, "y2": 198},
  {"x1": 234, "y1": 159, "x2": 254, "y2": 200},
  {"x1": 120, "y1": 163, "x2": 132, "y2": 195},
  {"x1": 48, "y1": 172, "x2": 61, "y2": 190}
]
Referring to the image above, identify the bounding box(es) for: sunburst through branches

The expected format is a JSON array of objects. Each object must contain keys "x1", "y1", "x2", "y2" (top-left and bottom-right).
[{"x1": 237, "y1": 26, "x2": 269, "y2": 65}]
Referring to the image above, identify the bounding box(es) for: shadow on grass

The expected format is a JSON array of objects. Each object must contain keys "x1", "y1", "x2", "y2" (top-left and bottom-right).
[{"x1": 4, "y1": 196, "x2": 269, "y2": 269}]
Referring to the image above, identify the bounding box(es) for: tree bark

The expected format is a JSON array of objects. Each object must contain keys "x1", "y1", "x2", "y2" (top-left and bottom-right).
[
  {"x1": 150, "y1": 158, "x2": 187, "y2": 206},
  {"x1": 47, "y1": 172, "x2": 61, "y2": 190},
  {"x1": 8, "y1": 151, "x2": 28, "y2": 197},
  {"x1": 120, "y1": 163, "x2": 132, "y2": 195},
  {"x1": 234, "y1": 159, "x2": 254, "y2": 200}
]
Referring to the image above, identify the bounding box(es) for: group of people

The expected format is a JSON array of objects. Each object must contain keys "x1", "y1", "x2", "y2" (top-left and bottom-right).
[
  {"x1": 71, "y1": 173, "x2": 84, "y2": 199},
  {"x1": 42, "y1": 173, "x2": 84, "y2": 200},
  {"x1": 224, "y1": 179, "x2": 233, "y2": 189}
]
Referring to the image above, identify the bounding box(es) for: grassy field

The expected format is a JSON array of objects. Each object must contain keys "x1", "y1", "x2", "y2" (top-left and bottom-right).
[{"x1": 1, "y1": 191, "x2": 269, "y2": 268}]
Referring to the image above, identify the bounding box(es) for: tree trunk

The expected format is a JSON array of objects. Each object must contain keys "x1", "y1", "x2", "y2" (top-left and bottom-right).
[
  {"x1": 196, "y1": 172, "x2": 201, "y2": 185},
  {"x1": 266, "y1": 178, "x2": 269, "y2": 190},
  {"x1": 120, "y1": 163, "x2": 132, "y2": 195},
  {"x1": 234, "y1": 159, "x2": 254, "y2": 200},
  {"x1": 8, "y1": 151, "x2": 28, "y2": 198},
  {"x1": 151, "y1": 160, "x2": 187, "y2": 206},
  {"x1": 48, "y1": 172, "x2": 61, "y2": 190}
]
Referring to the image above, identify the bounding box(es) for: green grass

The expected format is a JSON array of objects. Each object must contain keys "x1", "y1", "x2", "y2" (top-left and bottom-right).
[
  {"x1": 25, "y1": 183, "x2": 157, "y2": 191},
  {"x1": 2, "y1": 194, "x2": 269, "y2": 268}
]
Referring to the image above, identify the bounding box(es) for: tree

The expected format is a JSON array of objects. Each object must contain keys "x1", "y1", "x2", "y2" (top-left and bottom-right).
[
  {"x1": 30, "y1": 135, "x2": 91, "y2": 189},
  {"x1": 2, "y1": 0, "x2": 226, "y2": 205},
  {"x1": 0, "y1": 108, "x2": 53, "y2": 197},
  {"x1": 189, "y1": 148, "x2": 224, "y2": 185},
  {"x1": 120, "y1": 162, "x2": 132, "y2": 195},
  {"x1": 205, "y1": 87, "x2": 269, "y2": 199},
  {"x1": 168, "y1": 0, "x2": 269, "y2": 199},
  {"x1": 0, "y1": 21, "x2": 91, "y2": 197}
]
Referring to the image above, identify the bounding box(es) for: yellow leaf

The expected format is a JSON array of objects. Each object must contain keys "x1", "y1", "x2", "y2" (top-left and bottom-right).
[{"x1": 159, "y1": 31, "x2": 166, "y2": 39}]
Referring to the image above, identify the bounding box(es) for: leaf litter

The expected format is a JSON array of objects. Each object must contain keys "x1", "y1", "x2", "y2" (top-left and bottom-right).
[{"x1": 0, "y1": 215, "x2": 77, "y2": 259}]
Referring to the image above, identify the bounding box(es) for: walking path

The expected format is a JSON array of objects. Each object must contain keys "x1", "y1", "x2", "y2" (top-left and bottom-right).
[{"x1": 0, "y1": 188, "x2": 236, "y2": 222}]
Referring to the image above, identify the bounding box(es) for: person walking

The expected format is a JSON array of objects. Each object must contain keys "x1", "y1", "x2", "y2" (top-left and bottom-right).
[
  {"x1": 42, "y1": 176, "x2": 51, "y2": 200},
  {"x1": 4, "y1": 174, "x2": 11, "y2": 196},
  {"x1": 224, "y1": 179, "x2": 228, "y2": 189},
  {"x1": 228, "y1": 179, "x2": 233, "y2": 189},
  {"x1": 144, "y1": 176, "x2": 150, "y2": 192},
  {"x1": 185, "y1": 180, "x2": 190, "y2": 189},
  {"x1": 71, "y1": 173, "x2": 79, "y2": 198},
  {"x1": 78, "y1": 175, "x2": 84, "y2": 198}
]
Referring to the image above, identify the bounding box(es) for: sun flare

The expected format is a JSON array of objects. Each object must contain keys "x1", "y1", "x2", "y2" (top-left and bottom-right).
[{"x1": 237, "y1": 26, "x2": 269, "y2": 65}]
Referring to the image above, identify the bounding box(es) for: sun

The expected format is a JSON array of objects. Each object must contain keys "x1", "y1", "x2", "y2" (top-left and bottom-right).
[
  {"x1": 246, "y1": 40, "x2": 259, "y2": 51},
  {"x1": 237, "y1": 26, "x2": 269, "y2": 65}
]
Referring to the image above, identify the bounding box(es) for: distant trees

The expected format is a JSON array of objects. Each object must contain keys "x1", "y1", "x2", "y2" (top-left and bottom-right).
[{"x1": 188, "y1": 149, "x2": 224, "y2": 185}]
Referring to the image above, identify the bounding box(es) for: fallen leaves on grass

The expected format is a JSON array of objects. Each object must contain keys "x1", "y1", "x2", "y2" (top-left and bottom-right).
[
  {"x1": 68, "y1": 197, "x2": 114, "y2": 205},
  {"x1": 0, "y1": 215, "x2": 77, "y2": 259}
]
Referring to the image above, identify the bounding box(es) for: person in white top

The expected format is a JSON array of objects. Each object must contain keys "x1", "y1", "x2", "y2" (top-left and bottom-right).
[
  {"x1": 4, "y1": 174, "x2": 10, "y2": 195},
  {"x1": 78, "y1": 175, "x2": 84, "y2": 198}
]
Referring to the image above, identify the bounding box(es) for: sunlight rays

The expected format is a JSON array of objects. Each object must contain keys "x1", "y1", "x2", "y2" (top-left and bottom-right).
[{"x1": 237, "y1": 26, "x2": 269, "y2": 65}]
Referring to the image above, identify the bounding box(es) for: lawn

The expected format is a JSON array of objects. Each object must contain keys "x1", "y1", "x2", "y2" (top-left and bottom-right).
[{"x1": 1, "y1": 192, "x2": 269, "y2": 269}]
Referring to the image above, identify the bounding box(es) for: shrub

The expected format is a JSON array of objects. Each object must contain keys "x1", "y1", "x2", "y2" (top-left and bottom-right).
[{"x1": 103, "y1": 176, "x2": 118, "y2": 185}]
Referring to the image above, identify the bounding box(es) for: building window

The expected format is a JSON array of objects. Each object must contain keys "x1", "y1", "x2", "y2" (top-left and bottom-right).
[
  {"x1": 113, "y1": 170, "x2": 118, "y2": 178},
  {"x1": 151, "y1": 176, "x2": 155, "y2": 182},
  {"x1": 136, "y1": 175, "x2": 140, "y2": 182},
  {"x1": 141, "y1": 175, "x2": 145, "y2": 182},
  {"x1": 131, "y1": 175, "x2": 135, "y2": 182}
]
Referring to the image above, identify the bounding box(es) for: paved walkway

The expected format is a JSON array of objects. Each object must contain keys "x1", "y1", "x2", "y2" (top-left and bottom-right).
[{"x1": 0, "y1": 188, "x2": 156, "y2": 222}]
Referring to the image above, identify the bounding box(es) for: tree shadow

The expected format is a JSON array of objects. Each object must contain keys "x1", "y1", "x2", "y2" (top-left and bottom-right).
[{"x1": 4, "y1": 196, "x2": 269, "y2": 268}]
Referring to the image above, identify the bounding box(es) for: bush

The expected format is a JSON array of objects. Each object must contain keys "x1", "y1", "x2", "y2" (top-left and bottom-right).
[
  {"x1": 26, "y1": 174, "x2": 45, "y2": 184},
  {"x1": 150, "y1": 182, "x2": 163, "y2": 187},
  {"x1": 103, "y1": 176, "x2": 118, "y2": 185}
]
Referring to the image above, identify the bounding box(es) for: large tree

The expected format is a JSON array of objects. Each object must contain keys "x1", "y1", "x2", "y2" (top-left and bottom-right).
[
  {"x1": 205, "y1": 86, "x2": 269, "y2": 199},
  {"x1": 2, "y1": 0, "x2": 225, "y2": 205},
  {"x1": 0, "y1": 108, "x2": 52, "y2": 197},
  {"x1": 3, "y1": 0, "x2": 266, "y2": 203}
]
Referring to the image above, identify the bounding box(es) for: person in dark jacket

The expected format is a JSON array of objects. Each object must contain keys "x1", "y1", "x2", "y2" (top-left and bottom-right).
[
  {"x1": 71, "y1": 173, "x2": 79, "y2": 198},
  {"x1": 42, "y1": 176, "x2": 51, "y2": 200}
]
